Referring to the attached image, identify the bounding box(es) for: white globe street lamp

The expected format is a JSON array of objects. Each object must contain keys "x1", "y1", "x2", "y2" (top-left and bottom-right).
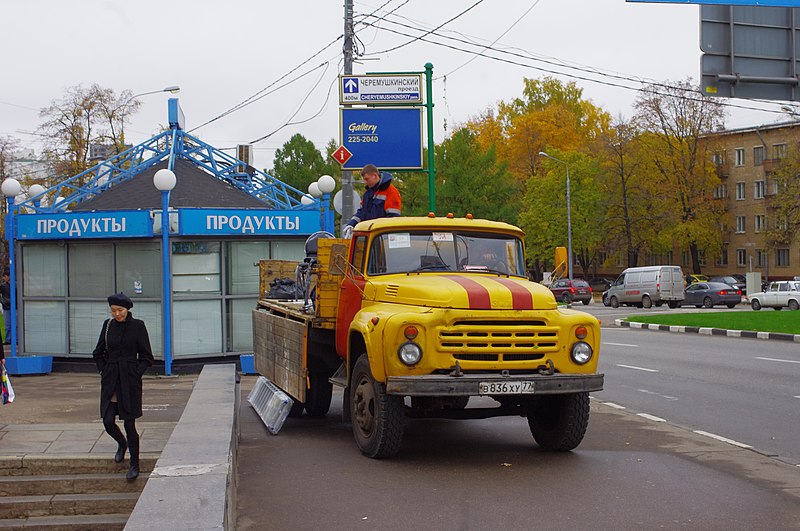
[{"x1": 153, "y1": 168, "x2": 177, "y2": 375}]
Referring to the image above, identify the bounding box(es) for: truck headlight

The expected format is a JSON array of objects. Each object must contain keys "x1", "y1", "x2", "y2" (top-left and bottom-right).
[
  {"x1": 570, "y1": 341, "x2": 593, "y2": 365},
  {"x1": 398, "y1": 342, "x2": 422, "y2": 366}
]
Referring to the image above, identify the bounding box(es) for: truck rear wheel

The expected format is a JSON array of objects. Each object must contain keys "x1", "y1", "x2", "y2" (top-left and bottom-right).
[
  {"x1": 304, "y1": 372, "x2": 333, "y2": 417},
  {"x1": 527, "y1": 392, "x2": 589, "y2": 452},
  {"x1": 350, "y1": 354, "x2": 405, "y2": 458}
]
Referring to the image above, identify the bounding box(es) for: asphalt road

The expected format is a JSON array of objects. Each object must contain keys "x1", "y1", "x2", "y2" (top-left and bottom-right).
[
  {"x1": 236, "y1": 382, "x2": 800, "y2": 530},
  {"x1": 597, "y1": 326, "x2": 800, "y2": 466}
]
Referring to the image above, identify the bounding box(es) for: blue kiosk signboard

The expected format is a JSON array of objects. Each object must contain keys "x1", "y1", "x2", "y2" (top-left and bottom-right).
[{"x1": 340, "y1": 107, "x2": 423, "y2": 170}]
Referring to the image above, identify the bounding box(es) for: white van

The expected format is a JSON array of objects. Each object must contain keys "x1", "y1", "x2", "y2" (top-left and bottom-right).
[{"x1": 603, "y1": 265, "x2": 685, "y2": 308}]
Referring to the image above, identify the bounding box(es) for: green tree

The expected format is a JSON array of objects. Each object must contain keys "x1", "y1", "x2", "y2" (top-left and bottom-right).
[
  {"x1": 520, "y1": 150, "x2": 605, "y2": 279},
  {"x1": 633, "y1": 79, "x2": 727, "y2": 274},
  {"x1": 432, "y1": 127, "x2": 517, "y2": 222},
  {"x1": 271, "y1": 134, "x2": 337, "y2": 194},
  {"x1": 763, "y1": 146, "x2": 800, "y2": 250}
]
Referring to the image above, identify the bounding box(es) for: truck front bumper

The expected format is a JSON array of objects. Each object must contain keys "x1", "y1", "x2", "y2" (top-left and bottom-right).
[{"x1": 386, "y1": 373, "x2": 604, "y2": 396}]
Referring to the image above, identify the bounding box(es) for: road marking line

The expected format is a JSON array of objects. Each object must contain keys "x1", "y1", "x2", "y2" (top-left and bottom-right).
[
  {"x1": 604, "y1": 342, "x2": 639, "y2": 347},
  {"x1": 603, "y1": 402, "x2": 626, "y2": 409},
  {"x1": 755, "y1": 356, "x2": 800, "y2": 364},
  {"x1": 617, "y1": 364, "x2": 659, "y2": 372},
  {"x1": 693, "y1": 430, "x2": 752, "y2": 449},
  {"x1": 637, "y1": 413, "x2": 666, "y2": 422},
  {"x1": 794, "y1": 396, "x2": 800, "y2": 399}
]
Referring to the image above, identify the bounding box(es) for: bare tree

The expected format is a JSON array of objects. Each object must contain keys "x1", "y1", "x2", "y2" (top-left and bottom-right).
[
  {"x1": 633, "y1": 79, "x2": 727, "y2": 274},
  {"x1": 37, "y1": 84, "x2": 138, "y2": 184}
]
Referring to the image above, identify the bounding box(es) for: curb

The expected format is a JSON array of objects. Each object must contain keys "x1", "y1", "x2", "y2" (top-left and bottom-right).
[{"x1": 614, "y1": 319, "x2": 800, "y2": 342}]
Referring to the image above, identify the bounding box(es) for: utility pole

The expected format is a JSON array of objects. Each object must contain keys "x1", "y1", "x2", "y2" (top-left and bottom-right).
[{"x1": 341, "y1": 0, "x2": 355, "y2": 231}]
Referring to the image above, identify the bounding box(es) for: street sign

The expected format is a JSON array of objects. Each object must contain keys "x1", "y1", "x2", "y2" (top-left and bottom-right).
[
  {"x1": 340, "y1": 107, "x2": 423, "y2": 170},
  {"x1": 331, "y1": 145, "x2": 353, "y2": 166},
  {"x1": 339, "y1": 74, "x2": 423, "y2": 105}
]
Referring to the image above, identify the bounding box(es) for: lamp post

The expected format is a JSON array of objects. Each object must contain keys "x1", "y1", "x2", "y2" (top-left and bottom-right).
[
  {"x1": 317, "y1": 175, "x2": 337, "y2": 234},
  {"x1": 153, "y1": 168, "x2": 176, "y2": 376},
  {"x1": 1, "y1": 178, "x2": 21, "y2": 358},
  {"x1": 538, "y1": 152, "x2": 573, "y2": 281},
  {"x1": 126, "y1": 85, "x2": 180, "y2": 108}
]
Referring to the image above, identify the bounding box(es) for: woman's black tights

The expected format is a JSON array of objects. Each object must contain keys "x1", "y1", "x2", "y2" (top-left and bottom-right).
[{"x1": 103, "y1": 402, "x2": 139, "y2": 459}]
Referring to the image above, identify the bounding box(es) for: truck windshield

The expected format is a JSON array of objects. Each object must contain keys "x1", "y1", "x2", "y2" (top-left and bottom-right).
[{"x1": 366, "y1": 231, "x2": 525, "y2": 277}]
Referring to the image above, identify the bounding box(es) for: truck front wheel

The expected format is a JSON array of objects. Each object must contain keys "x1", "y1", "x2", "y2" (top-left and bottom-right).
[
  {"x1": 350, "y1": 354, "x2": 405, "y2": 458},
  {"x1": 527, "y1": 392, "x2": 589, "y2": 451}
]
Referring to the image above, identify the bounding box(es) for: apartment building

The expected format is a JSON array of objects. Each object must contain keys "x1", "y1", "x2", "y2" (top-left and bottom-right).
[{"x1": 705, "y1": 120, "x2": 800, "y2": 281}]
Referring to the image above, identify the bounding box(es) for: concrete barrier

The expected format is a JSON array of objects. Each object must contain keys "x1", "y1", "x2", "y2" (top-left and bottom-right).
[{"x1": 125, "y1": 364, "x2": 239, "y2": 530}]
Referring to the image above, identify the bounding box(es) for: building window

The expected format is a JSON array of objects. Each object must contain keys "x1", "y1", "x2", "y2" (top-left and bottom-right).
[
  {"x1": 735, "y1": 182, "x2": 746, "y2": 200},
  {"x1": 776, "y1": 216, "x2": 789, "y2": 231},
  {"x1": 754, "y1": 180, "x2": 765, "y2": 199},
  {"x1": 735, "y1": 148, "x2": 745, "y2": 166},
  {"x1": 717, "y1": 246, "x2": 728, "y2": 266},
  {"x1": 713, "y1": 151, "x2": 726, "y2": 165},
  {"x1": 714, "y1": 184, "x2": 728, "y2": 199},
  {"x1": 736, "y1": 249, "x2": 747, "y2": 267},
  {"x1": 756, "y1": 249, "x2": 768, "y2": 267},
  {"x1": 755, "y1": 215, "x2": 766, "y2": 233},
  {"x1": 698, "y1": 250, "x2": 706, "y2": 267},
  {"x1": 753, "y1": 145, "x2": 764, "y2": 166},
  {"x1": 776, "y1": 248, "x2": 790, "y2": 267},
  {"x1": 736, "y1": 216, "x2": 746, "y2": 233},
  {"x1": 773, "y1": 143, "x2": 787, "y2": 160}
]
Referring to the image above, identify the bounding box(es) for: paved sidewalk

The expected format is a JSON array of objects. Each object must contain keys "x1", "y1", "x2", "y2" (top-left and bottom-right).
[
  {"x1": 615, "y1": 318, "x2": 800, "y2": 342},
  {"x1": 0, "y1": 372, "x2": 196, "y2": 461}
]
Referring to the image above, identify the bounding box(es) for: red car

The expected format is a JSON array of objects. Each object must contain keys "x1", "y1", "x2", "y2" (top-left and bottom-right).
[{"x1": 549, "y1": 279, "x2": 593, "y2": 305}]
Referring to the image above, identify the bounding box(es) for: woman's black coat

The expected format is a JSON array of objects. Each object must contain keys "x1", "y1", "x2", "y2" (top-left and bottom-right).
[{"x1": 92, "y1": 313, "x2": 154, "y2": 420}]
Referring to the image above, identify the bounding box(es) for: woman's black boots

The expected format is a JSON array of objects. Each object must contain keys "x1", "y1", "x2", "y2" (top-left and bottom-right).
[
  {"x1": 126, "y1": 437, "x2": 139, "y2": 480},
  {"x1": 114, "y1": 438, "x2": 128, "y2": 463}
]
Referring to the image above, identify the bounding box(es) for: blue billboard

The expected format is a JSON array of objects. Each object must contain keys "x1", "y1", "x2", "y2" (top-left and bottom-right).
[
  {"x1": 340, "y1": 107, "x2": 423, "y2": 170},
  {"x1": 16, "y1": 211, "x2": 153, "y2": 240},
  {"x1": 179, "y1": 209, "x2": 320, "y2": 236}
]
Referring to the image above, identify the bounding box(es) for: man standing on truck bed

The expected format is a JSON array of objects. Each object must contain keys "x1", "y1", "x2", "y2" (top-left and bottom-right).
[{"x1": 342, "y1": 164, "x2": 401, "y2": 238}]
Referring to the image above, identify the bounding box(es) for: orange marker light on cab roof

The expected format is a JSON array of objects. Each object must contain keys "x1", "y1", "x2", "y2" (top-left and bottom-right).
[
  {"x1": 427, "y1": 212, "x2": 436, "y2": 218},
  {"x1": 446, "y1": 212, "x2": 454, "y2": 218},
  {"x1": 465, "y1": 213, "x2": 473, "y2": 219},
  {"x1": 575, "y1": 326, "x2": 588, "y2": 339}
]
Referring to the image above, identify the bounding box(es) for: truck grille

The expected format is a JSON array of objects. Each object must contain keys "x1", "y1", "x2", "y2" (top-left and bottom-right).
[{"x1": 438, "y1": 319, "x2": 560, "y2": 361}]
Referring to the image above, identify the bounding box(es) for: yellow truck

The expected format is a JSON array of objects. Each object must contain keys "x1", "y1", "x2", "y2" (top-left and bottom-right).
[{"x1": 252, "y1": 215, "x2": 603, "y2": 458}]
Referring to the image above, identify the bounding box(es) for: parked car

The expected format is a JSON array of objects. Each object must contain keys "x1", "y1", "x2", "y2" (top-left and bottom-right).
[
  {"x1": 685, "y1": 273, "x2": 709, "y2": 285},
  {"x1": 548, "y1": 278, "x2": 593, "y2": 305},
  {"x1": 588, "y1": 277, "x2": 613, "y2": 292},
  {"x1": 708, "y1": 275, "x2": 747, "y2": 294},
  {"x1": 683, "y1": 282, "x2": 742, "y2": 308},
  {"x1": 603, "y1": 265, "x2": 684, "y2": 308},
  {"x1": 748, "y1": 281, "x2": 800, "y2": 311}
]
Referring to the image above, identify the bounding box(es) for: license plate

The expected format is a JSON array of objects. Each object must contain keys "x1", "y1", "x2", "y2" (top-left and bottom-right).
[{"x1": 479, "y1": 381, "x2": 535, "y2": 395}]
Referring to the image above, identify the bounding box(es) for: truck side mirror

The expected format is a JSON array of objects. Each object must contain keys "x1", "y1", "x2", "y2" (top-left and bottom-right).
[{"x1": 329, "y1": 244, "x2": 348, "y2": 276}]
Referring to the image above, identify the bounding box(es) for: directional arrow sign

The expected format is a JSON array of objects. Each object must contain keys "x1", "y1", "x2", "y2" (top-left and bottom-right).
[
  {"x1": 339, "y1": 74, "x2": 423, "y2": 105},
  {"x1": 331, "y1": 145, "x2": 353, "y2": 166}
]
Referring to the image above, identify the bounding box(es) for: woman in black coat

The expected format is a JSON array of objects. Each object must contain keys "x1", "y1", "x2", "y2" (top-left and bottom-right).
[{"x1": 92, "y1": 292, "x2": 154, "y2": 480}]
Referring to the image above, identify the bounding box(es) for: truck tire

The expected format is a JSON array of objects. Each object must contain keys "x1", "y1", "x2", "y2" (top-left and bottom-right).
[
  {"x1": 304, "y1": 372, "x2": 333, "y2": 417},
  {"x1": 641, "y1": 295, "x2": 652, "y2": 309},
  {"x1": 609, "y1": 296, "x2": 619, "y2": 309},
  {"x1": 667, "y1": 301, "x2": 680, "y2": 309},
  {"x1": 350, "y1": 354, "x2": 405, "y2": 458},
  {"x1": 527, "y1": 392, "x2": 589, "y2": 452}
]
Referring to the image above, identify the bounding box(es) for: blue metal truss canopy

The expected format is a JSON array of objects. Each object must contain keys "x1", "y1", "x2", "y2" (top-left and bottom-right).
[{"x1": 16, "y1": 112, "x2": 315, "y2": 214}]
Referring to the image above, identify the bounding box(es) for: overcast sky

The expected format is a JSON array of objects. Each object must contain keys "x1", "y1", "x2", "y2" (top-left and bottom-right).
[{"x1": 0, "y1": 1, "x2": 789, "y2": 172}]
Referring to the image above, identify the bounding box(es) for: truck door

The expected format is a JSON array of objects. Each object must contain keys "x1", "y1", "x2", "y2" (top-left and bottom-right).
[{"x1": 336, "y1": 235, "x2": 368, "y2": 357}]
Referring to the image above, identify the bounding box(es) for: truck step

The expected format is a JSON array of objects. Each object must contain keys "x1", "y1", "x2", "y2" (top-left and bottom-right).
[{"x1": 329, "y1": 362, "x2": 347, "y2": 388}]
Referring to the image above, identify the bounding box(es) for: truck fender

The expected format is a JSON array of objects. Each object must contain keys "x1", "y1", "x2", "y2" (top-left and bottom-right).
[{"x1": 346, "y1": 313, "x2": 387, "y2": 385}]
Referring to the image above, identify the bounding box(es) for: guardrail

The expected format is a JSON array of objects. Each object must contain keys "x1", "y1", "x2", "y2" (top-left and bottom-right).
[{"x1": 125, "y1": 364, "x2": 239, "y2": 530}]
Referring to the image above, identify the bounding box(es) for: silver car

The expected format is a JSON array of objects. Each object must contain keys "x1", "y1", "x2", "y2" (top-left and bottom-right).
[{"x1": 749, "y1": 281, "x2": 800, "y2": 311}]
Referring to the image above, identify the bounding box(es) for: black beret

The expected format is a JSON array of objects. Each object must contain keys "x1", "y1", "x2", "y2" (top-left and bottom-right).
[{"x1": 107, "y1": 292, "x2": 133, "y2": 309}]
